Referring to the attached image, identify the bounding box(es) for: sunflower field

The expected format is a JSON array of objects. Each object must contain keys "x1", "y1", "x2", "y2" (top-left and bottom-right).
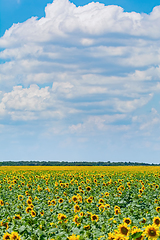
[{"x1": 1, "y1": 166, "x2": 160, "y2": 240}]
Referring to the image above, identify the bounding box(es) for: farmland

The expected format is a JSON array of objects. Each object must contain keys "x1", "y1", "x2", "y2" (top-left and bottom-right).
[{"x1": 1, "y1": 166, "x2": 160, "y2": 240}]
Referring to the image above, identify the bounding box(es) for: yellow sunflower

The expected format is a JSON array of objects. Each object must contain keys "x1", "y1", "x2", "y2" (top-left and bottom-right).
[
  {"x1": 123, "y1": 218, "x2": 131, "y2": 225},
  {"x1": 118, "y1": 223, "x2": 130, "y2": 236},
  {"x1": 58, "y1": 198, "x2": 63, "y2": 203},
  {"x1": 68, "y1": 234, "x2": 80, "y2": 240},
  {"x1": 84, "y1": 225, "x2": 90, "y2": 230},
  {"x1": 144, "y1": 224, "x2": 159, "y2": 240},
  {"x1": 3, "y1": 232, "x2": 10, "y2": 240},
  {"x1": 10, "y1": 231, "x2": 21, "y2": 240},
  {"x1": 153, "y1": 217, "x2": 160, "y2": 226},
  {"x1": 91, "y1": 214, "x2": 99, "y2": 222},
  {"x1": 30, "y1": 210, "x2": 36, "y2": 217},
  {"x1": 74, "y1": 204, "x2": 80, "y2": 213}
]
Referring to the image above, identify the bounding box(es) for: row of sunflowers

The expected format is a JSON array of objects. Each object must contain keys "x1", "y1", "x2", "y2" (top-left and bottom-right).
[{"x1": 0, "y1": 166, "x2": 160, "y2": 239}]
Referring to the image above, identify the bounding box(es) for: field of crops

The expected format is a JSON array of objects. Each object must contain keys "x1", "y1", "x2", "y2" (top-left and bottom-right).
[{"x1": 1, "y1": 166, "x2": 160, "y2": 240}]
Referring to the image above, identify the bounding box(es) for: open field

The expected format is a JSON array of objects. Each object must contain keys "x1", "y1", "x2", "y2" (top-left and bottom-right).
[{"x1": 1, "y1": 166, "x2": 160, "y2": 239}]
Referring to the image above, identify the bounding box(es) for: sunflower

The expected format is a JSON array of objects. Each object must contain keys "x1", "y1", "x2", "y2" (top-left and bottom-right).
[
  {"x1": 13, "y1": 214, "x2": 21, "y2": 220},
  {"x1": 84, "y1": 224, "x2": 90, "y2": 230},
  {"x1": 87, "y1": 197, "x2": 92, "y2": 203},
  {"x1": 144, "y1": 224, "x2": 159, "y2": 240},
  {"x1": 99, "y1": 198, "x2": 104, "y2": 204},
  {"x1": 114, "y1": 233, "x2": 129, "y2": 240},
  {"x1": 58, "y1": 213, "x2": 67, "y2": 220},
  {"x1": 118, "y1": 223, "x2": 130, "y2": 236},
  {"x1": 73, "y1": 215, "x2": 80, "y2": 225},
  {"x1": 68, "y1": 234, "x2": 80, "y2": 240},
  {"x1": 74, "y1": 204, "x2": 80, "y2": 213},
  {"x1": 51, "y1": 199, "x2": 56, "y2": 206},
  {"x1": 86, "y1": 186, "x2": 91, "y2": 191},
  {"x1": 99, "y1": 204, "x2": 105, "y2": 212},
  {"x1": 108, "y1": 232, "x2": 116, "y2": 240},
  {"x1": 80, "y1": 212, "x2": 84, "y2": 217},
  {"x1": 27, "y1": 199, "x2": 32, "y2": 205},
  {"x1": 78, "y1": 186, "x2": 82, "y2": 191},
  {"x1": 1, "y1": 221, "x2": 9, "y2": 229},
  {"x1": 105, "y1": 203, "x2": 110, "y2": 209},
  {"x1": 141, "y1": 218, "x2": 146, "y2": 224},
  {"x1": 115, "y1": 209, "x2": 121, "y2": 215},
  {"x1": 156, "y1": 207, "x2": 160, "y2": 213},
  {"x1": 91, "y1": 214, "x2": 99, "y2": 222},
  {"x1": 58, "y1": 198, "x2": 63, "y2": 203},
  {"x1": 3, "y1": 232, "x2": 10, "y2": 240},
  {"x1": 30, "y1": 210, "x2": 36, "y2": 217},
  {"x1": 0, "y1": 199, "x2": 4, "y2": 206},
  {"x1": 123, "y1": 218, "x2": 131, "y2": 225},
  {"x1": 10, "y1": 231, "x2": 21, "y2": 240},
  {"x1": 40, "y1": 210, "x2": 44, "y2": 216},
  {"x1": 72, "y1": 195, "x2": 78, "y2": 202},
  {"x1": 153, "y1": 217, "x2": 160, "y2": 226},
  {"x1": 18, "y1": 195, "x2": 23, "y2": 201},
  {"x1": 105, "y1": 192, "x2": 109, "y2": 197},
  {"x1": 78, "y1": 195, "x2": 82, "y2": 203},
  {"x1": 25, "y1": 206, "x2": 32, "y2": 213}
]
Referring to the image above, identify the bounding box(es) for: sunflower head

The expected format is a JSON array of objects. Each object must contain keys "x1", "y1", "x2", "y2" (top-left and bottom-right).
[
  {"x1": 68, "y1": 233, "x2": 80, "y2": 240},
  {"x1": 123, "y1": 218, "x2": 131, "y2": 225},
  {"x1": 118, "y1": 223, "x2": 130, "y2": 236},
  {"x1": 144, "y1": 224, "x2": 159, "y2": 239},
  {"x1": 10, "y1": 231, "x2": 21, "y2": 240},
  {"x1": 30, "y1": 210, "x2": 36, "y2": 217},
  {"x1": 91, "y1": 214, "x2": 99, "y2": 222},
  {"x1": 86, "y1": 186, "x2": 91, "y2": 191},
  {"x1": 153, "y1": 216, "x2": 160, "y2": 226},
  {"x1": 58, "y1": 198, "x2": 63, "y2": 203},
  {"x1": 3, "y1": 232, "x2": 10, "y2": 240},
  {"x1": 84, "y1": 224, "x2": 90, "y2": 230}
]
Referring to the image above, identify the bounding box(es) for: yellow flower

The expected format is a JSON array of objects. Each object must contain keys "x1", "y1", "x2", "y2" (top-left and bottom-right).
[
  {"x1": 40, "y1": 210, "x2": 44, "y2": 216},
  {"x1": 73, "y1": 215, "x2": 80, "y2": 225},
  {"x1": 18, "y1": 195, "x2": 23, "y2": 201},
  {"x1": 68, "y1": 234, "x2": 80, "y2": 240},
  {"x1": 74, "y1": 204, "x2": 80, "y2": 213},
  {"x1": 108, "y1": 232, "x2": 116, "y2": 240},
  {"x1": 3, "y1": 232, "x2": 10, "y2": 240},
  {"x1": 30, "y1": 210, "x2": 36, "y2": 217},
  {"x1": 25, "y1": 206, "x2": 32, "y2": 213},
  {"x1": 118, "y1": 223, "x2": 130, "y2": 236},
  {"x1": 105, "y1": 192, "x2": 109, "y2": 197},
  {"x1": 13, "y1": 214, "x2": 21, "y2": 220},
  {"x1": 1, "y1": 221, "x2": 9, "y2": 229},
  {"x1": 72, "y1": 195, "x2": 78, "y2": 202},
  {"x1": 0, "y1": 199, "x2": 4, "y2": 206},
  {"x1": 58, "y1": 213, "x2": 67, "y2": 221},
  {"x1": 144, "y1": 224, "x2": 159, "y2": 240},
  {"x1": 156, "y1": 206, "x2": 160, "y2": 213},
  {"x1": 10, "y1": 231, "x2": 21, "y2": 240},
  {"x1": 123, "y1": 218, "x2": 131, "y2": 225},
  {"x1": 153, "y1": 216, "x2": 160, "y2": 226},
  {"x1": 84, "y1": 224, "x2": 90, "y2": 230},
  {"x1": 86, "y1": 186, "x2": 91, "y2": 191},
  {"x1": 58, "y1": 198, "x2": 63, "y2": 203},
  {"x1": 27, "y1": 199, "x2": 32, "y2": 205},
  {"x1": 91, "y1": 214, "x2": 99, "y2": 222}
]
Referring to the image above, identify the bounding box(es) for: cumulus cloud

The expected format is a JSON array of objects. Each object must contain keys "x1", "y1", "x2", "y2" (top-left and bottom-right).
[{"x1": 0, "y1": 0, "x2": 160, "y2": 142}]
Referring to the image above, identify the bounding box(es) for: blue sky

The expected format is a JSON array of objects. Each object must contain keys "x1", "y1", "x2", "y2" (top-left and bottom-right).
[{"x1": 0, "y1": 0, "x2": 160, "y2": 162}]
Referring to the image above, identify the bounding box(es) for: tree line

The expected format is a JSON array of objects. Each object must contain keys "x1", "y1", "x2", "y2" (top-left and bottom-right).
[{"x1": 0, "y1": 161, "x2": 157, "y2": 166}]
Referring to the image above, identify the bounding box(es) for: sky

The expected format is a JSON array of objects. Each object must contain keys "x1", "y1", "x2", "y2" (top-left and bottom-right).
[{"x1": 0, "y1": 0, "x2": 160, "y2": 163}]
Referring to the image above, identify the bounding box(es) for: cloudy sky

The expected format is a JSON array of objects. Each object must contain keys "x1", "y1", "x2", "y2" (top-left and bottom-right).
[{"x1": 0, "y1": 0, "x2": 160, "y2": 163}]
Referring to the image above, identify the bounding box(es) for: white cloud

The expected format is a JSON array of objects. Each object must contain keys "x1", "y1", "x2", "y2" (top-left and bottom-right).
[{"x1": 0, "y1": 0, "x2": 160, "y2": 143}]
